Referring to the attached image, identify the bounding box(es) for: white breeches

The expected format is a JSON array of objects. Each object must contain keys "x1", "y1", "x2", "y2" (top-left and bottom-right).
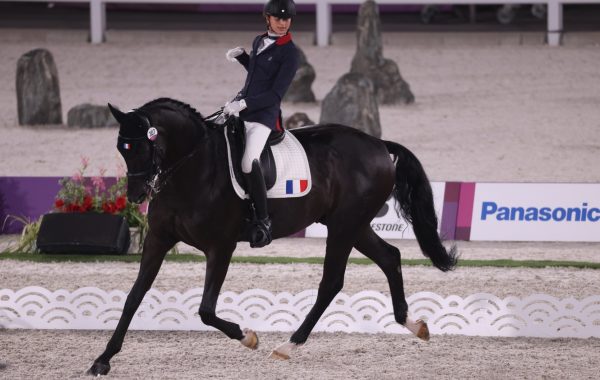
[{"x1": 242, "y1": 121, "x2": 271, "y2": 173}]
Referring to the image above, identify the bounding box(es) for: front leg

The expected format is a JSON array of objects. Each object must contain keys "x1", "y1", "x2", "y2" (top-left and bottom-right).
[
  {"x1": 87, "y1": 232, "x2": 175, "y2": 376},
  {"x1": 198, "y1": 243, "x2": 258, "y2": 349}
]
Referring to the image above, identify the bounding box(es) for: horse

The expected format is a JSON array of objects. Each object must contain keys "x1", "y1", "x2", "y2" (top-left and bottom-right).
[{"x1": 87, "y1": 97, "x2": 458, "y2": 375}]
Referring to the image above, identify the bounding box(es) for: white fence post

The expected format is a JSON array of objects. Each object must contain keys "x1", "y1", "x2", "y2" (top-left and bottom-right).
[
  {"x1": 547, "y1": 0, "x2": 563, "y2": 46},
  {"x1": 90, "y1": 0, "x2": 105, "y2": 44},
  {"x1": 315, "y1": 0, "x2": 331, "y2": 47}
]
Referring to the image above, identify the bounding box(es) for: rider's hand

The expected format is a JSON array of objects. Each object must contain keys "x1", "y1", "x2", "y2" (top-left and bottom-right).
[
  {"x1": 223, "y1": 99, "x2": 247, "y2": 116},
  {"x1": 226, "y1": 47, "x2": 245, "y2": 62}
]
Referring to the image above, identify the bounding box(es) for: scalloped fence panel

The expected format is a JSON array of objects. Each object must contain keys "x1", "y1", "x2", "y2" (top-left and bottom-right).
[{"x1": 1, "y1": 287, "x2": 599, "y2": 338}]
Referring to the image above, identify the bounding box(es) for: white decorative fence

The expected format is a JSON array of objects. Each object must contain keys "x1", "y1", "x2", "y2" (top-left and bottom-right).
[{"x1": 1, "y1": 287, "x2": 599, "y2": 338}]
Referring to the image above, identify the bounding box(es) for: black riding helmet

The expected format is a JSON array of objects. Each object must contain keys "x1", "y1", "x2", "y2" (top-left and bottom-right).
[{"x1": 263, "y1": 0, "x2": 296, "y2": 19}]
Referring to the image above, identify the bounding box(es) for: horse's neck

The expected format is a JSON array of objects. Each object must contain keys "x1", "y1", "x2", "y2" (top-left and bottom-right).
[{"x1": 166, "y1": 128, "x2": 232, "y2": 203}]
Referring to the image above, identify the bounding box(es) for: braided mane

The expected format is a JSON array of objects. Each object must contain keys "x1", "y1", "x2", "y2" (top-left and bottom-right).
[{"x1": 139, "y1": 97, "x2": 204, "y2": 126}]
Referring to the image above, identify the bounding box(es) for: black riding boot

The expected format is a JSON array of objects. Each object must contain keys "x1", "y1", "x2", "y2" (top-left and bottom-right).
[{"x1": 244, "y1": 159, "x2": 272, "y2": 248}]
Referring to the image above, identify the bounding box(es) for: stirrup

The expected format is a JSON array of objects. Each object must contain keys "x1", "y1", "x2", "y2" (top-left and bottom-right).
[{"x1": 250, "y1": 218, "x2": 272, "y2": 248}]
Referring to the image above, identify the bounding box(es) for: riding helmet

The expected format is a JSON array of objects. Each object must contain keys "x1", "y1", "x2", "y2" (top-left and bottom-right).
[{"x1": 264, "y1": 0, "x2": 296, "y2": 19}]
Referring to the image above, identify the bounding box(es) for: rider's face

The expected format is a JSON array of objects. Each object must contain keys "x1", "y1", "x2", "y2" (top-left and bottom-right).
[{"x1": 266, "y1": 16, "x2": 292, "y2": 35}]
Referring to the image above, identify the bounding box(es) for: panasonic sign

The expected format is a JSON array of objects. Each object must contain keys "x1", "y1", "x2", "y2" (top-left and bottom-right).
[
  {"x1": 481, "y1": 202, "x2": 600, "y2": 222},
  {"x1": 470, "y1": 183, "x2": 600, "y2": 242}
]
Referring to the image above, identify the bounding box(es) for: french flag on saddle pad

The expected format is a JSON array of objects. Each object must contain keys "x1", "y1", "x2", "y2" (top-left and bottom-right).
[{"x1": 286, "y1": 179, "x2": 308, "y2": 195}]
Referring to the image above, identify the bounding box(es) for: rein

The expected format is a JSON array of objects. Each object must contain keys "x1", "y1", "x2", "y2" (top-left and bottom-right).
[
  {"x1": 149, "y1": 111, "x2": 233, "y2": 196},
  {"x1": 146, "y1": 147, "x2": 201, "y2": 198},
  {"x1": 203, "y1": 109, "x2": 230, "y2": 130}
]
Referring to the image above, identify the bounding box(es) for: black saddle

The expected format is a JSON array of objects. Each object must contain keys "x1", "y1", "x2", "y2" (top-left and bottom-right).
[{"x1": 225, "y1": 116, "x2": 285, "y2": 192}]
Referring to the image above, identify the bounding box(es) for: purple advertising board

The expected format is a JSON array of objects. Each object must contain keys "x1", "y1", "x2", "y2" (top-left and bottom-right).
[
  {"x1": 0, "y1": 177, "x2": 62, "y2": 234},
  {"x1": 0, "y1": 177, "x2": 117, "y2": 234}
]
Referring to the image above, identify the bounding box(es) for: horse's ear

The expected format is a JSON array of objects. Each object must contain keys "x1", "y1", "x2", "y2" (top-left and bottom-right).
[{"x1": 108, "y1": 103, "x2": 128, "y2": 125}]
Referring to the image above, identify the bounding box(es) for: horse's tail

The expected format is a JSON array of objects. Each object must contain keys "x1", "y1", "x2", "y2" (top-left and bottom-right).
[{"x1": 384, "y1": 141, "x2": 458, "y2": 272}]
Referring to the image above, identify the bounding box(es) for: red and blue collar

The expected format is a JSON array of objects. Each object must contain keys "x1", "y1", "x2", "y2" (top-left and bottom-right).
[{"x1": 263, "y1": 32, "x2": 293, "y2": 46}]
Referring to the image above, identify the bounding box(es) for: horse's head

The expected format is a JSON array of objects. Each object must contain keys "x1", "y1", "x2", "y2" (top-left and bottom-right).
[
  {"x1": 109, "y1": 99, "x2": 208, "y2": 204},
  {"x1": 109, "y1": 103, "x2": 161, "y2": 204}
]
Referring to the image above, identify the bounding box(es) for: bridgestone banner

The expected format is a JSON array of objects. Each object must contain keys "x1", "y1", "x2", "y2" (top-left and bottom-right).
[{"x1": 305, "y1": 182, "x2": 446, "y2": 239}]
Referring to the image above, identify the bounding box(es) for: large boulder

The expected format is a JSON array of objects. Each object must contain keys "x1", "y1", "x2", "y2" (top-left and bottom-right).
[
  {"x1": 319, "y1": 73, "x2": 381, "y2": 138},
  {"x1": 350, "y1": 0, "x2": 414, "y2": 105},
  {"x1": 67, "y1": 104, "x2": 118, "y2": 128},
  {"x1": 284, "y1": 112, "x2": 315, "y2": 129},
  {"x1": 283, "y1": 47, "x2": 316, "y2": 103},
  {"x1": 16, "y1": 48, "x2": 63, "y2": 125}
]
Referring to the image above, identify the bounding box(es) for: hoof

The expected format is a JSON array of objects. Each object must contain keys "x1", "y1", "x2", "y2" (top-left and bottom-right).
[
  {"x1": 269, "y1": 350, "x2": 290, "y2": 360},
  {"x1": 269, "y1": 341, "x2": 297, "y2": 360},
  {"x1": 86, "y1": 361, "x2": 111, "y2": 376},
  {"x1": 240, "y1": 328, "x2": 259, "y2": 350},
  {"x1": 416, "y1": 320, "x2": 430, "y2": 341},
  {"x1": 405, "y1": 318, "x2": 430, "y2": 342}
]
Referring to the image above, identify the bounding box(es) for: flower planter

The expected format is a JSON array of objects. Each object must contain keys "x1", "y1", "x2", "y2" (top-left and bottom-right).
[{"x1": 36, "y1": 213, "x2": 131, "y2": 255}]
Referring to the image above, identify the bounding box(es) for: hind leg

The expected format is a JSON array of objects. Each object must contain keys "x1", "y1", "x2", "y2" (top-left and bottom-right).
[
  {"x1": 270, "y1": 229, "x2": 354, "y2": 359},
  {"x1": 354, "y1": 227, "x2": 429, "y2": 341}
]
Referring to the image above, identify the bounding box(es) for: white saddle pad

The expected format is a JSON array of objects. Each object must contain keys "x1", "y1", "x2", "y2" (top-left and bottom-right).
[{"x1": 224, "y1": 129, "x2": 312, "y2": 199}]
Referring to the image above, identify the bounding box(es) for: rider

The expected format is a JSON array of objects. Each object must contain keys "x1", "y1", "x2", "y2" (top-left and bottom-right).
[{"x1": 223, "y1": 0, "x2": 299, "y2": 248}]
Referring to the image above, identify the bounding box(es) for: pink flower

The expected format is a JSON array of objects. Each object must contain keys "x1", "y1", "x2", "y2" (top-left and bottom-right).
[
  {"x1": 138, "y1": 201, "x2": 149, "y2": 214},
  {"x1": 91, "y1": 176, "x2": 106, "y2": 192},
  {"x1": 71, "y1": 172, "x2": 83, "y2": 182},
  {"x1": 80, "y1": 156, "x2": 90, "y2": 169},
  {"x1": 116, "y1": 162, "x2": 126, "y2": 178}
]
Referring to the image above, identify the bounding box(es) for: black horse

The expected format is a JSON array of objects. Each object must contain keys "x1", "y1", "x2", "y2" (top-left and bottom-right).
[{"x1": 87, "y1": 98, "x2": 457, "y2": 375}]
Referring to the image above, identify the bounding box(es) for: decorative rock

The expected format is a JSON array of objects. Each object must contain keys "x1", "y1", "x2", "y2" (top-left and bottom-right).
[
  {"x1": 283, "y1": 47, "x2": 316, "y2": 103},
  {"x1": 67, "y1": 104, "x2": 118, "y2": 128},
  {"x1": 350, "y1": 0, "x2": 415, "y2": 105},
  {"x1": 16, "y1": 48, "x2": 63, "y2": 125},
  {"x1": 319, "y1": 73, "x2": 381, "y2": 138},
  {"x1": 284, "y1": 112, "x2": 314, "y2": 129}
]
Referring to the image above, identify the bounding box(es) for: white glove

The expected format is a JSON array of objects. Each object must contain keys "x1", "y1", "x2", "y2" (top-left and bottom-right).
[
  {"x1": 223, "y1": 99, "x2": 247, "y2": 116},
  {"x1": 226, "y1": 47, "x2": 245, "y2": 62}
]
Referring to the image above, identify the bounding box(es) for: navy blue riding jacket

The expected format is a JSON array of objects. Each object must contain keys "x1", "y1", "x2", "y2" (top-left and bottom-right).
[{"x1": 234, "y1": 32, "x2": 299, "y2": 131}]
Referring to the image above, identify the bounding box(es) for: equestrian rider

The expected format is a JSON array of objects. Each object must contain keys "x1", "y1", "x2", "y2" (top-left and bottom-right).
[{"x1": 223, "y1": 0, "x2": 299, "y2": 248}]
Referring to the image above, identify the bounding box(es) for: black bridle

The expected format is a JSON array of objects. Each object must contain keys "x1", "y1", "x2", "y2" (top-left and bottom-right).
[
  {"x1": 146, "y1": 147, "x2": 202, "y2": 198},
  {"x1": 118, "y1": 113, "x2": 203, "y2": 200}
]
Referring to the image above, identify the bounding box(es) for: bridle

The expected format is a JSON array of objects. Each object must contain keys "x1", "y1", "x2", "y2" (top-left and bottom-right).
[{"x1": 118, "y1": 113, "x2": 202, "y2": 200}]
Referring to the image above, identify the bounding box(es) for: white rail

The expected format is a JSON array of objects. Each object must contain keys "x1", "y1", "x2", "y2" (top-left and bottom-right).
[
  {"x1": 2, "y1": 286, "x2": 600, "y2": 337},
  {"x1": 1, "y1": 0, "x2": 595, "y2": 46}
]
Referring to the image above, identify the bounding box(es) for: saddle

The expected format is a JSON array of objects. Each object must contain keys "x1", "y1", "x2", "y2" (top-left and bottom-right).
[
  {"x1": 225, "y1": 116, "x2": 285, "y2": 192},
  {"x1": 217, "y1": 113, "x2": 312, "y2": 200}
]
